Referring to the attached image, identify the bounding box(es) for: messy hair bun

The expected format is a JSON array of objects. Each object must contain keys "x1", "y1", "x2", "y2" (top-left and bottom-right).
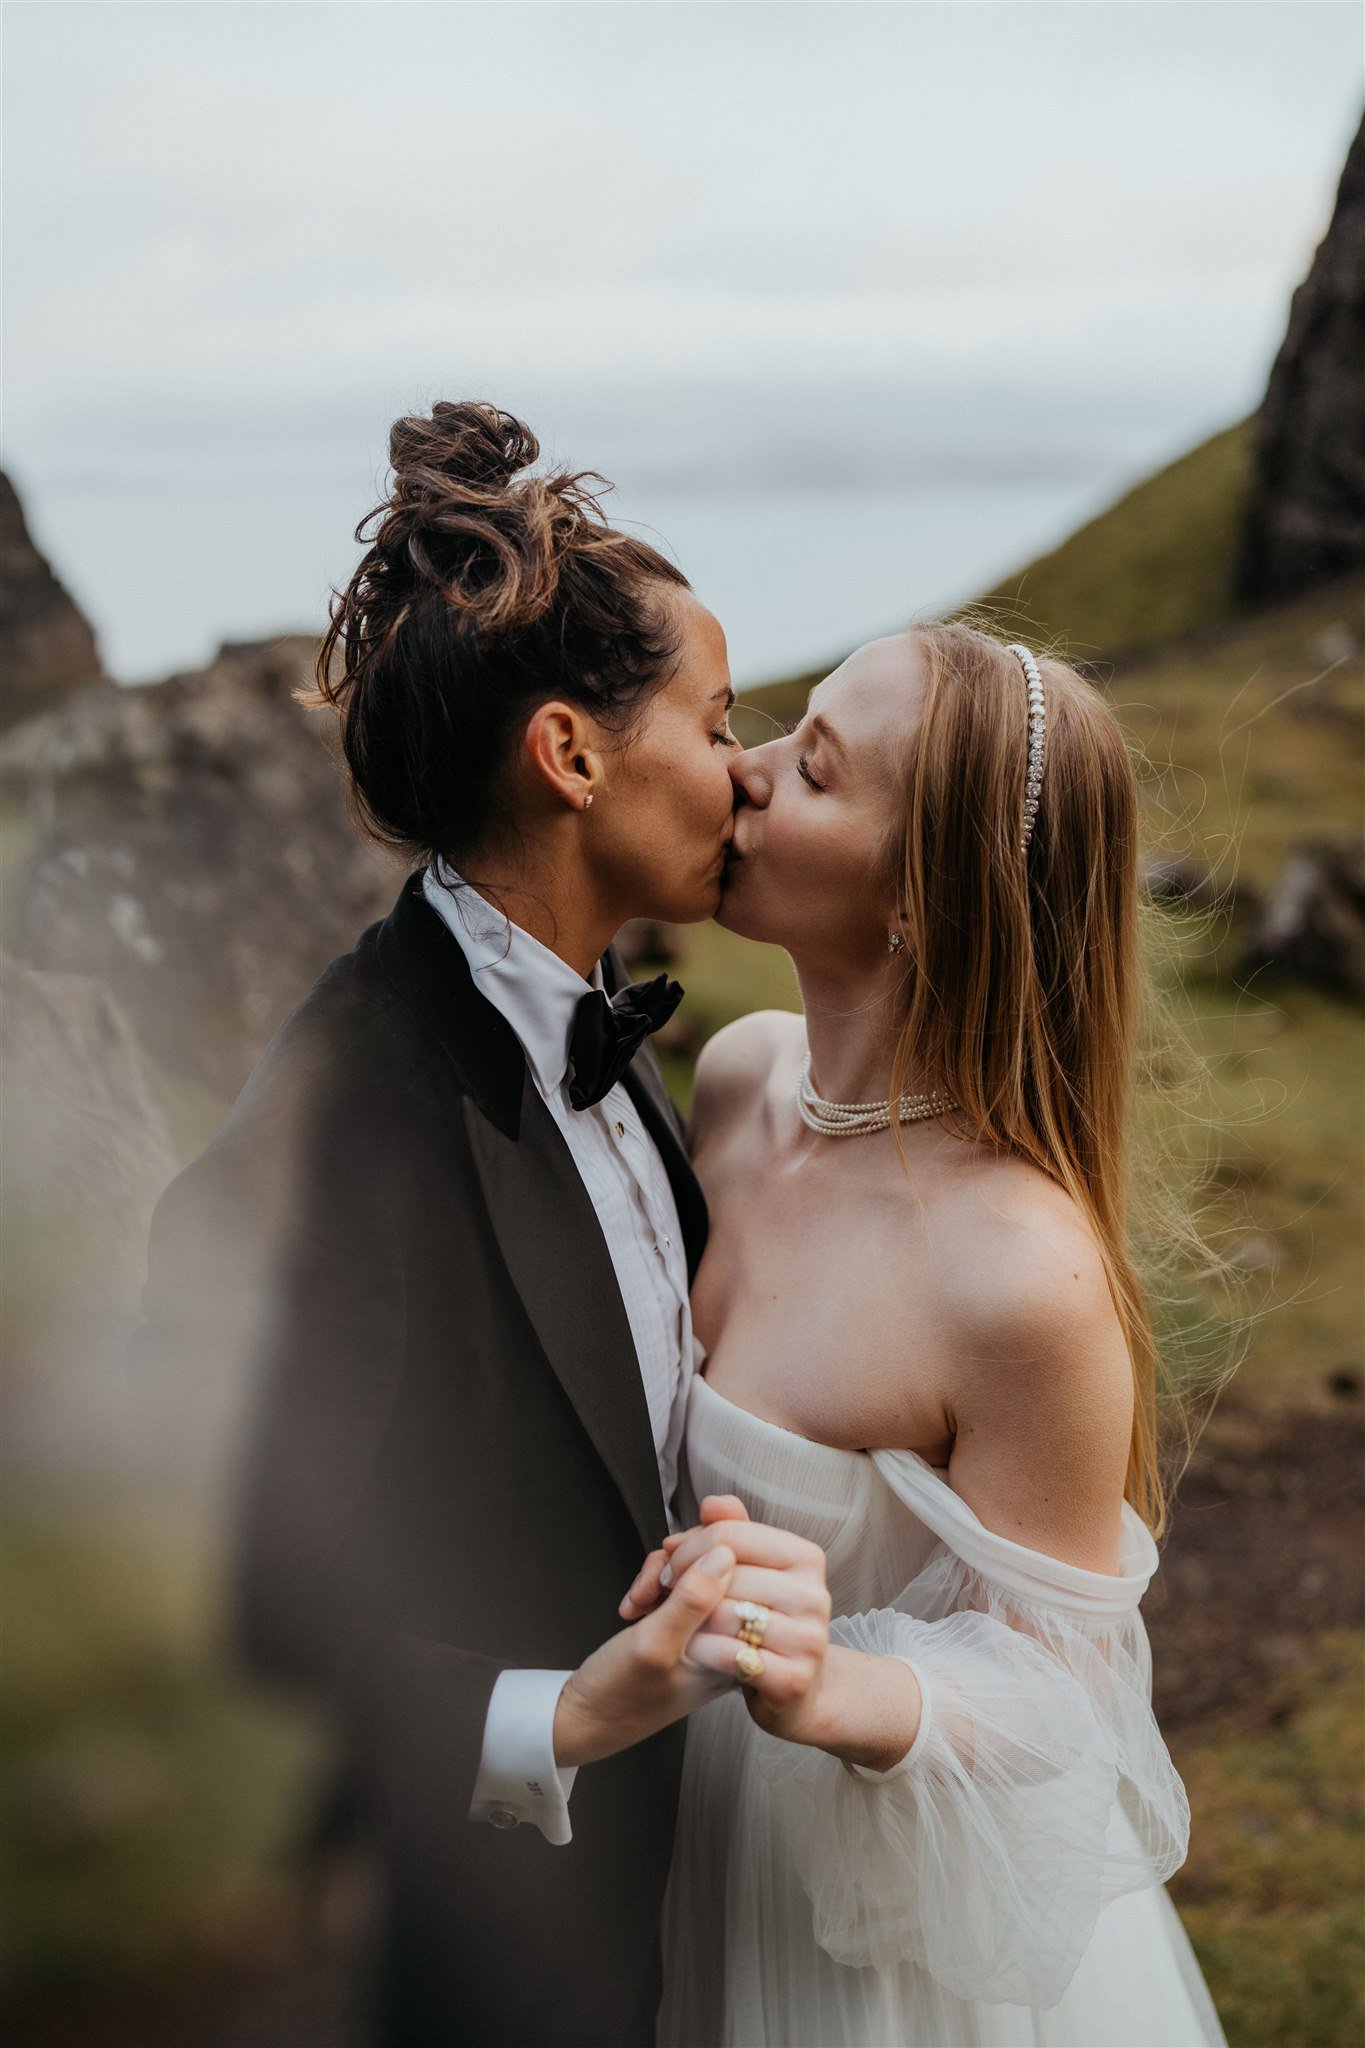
[{"x1": 313, "y1": 401, "x2": 689, "y2": 861}]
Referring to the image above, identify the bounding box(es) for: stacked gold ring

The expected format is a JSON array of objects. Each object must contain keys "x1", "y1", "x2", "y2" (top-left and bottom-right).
[
  {"x1": 733, "y1": 1599, "x2": 771, "y2": 1683},
  {"x1": 734, "y1": 1599, "x2": 770, "y2": 1647}
]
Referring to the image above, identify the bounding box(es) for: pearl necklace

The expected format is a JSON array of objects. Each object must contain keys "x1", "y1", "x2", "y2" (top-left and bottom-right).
[{"x1": 796, "y1": 1054, "x2": 958, "y2": 1137}]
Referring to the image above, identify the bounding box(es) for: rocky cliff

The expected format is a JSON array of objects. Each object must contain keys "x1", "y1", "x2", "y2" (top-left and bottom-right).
[
  {"x1": 1237, "y1": 112, "x2": 1365, "y2": 602},
  {"x1": 1, "y1": 634, "x2": 398, "y2": 1099},
  {"x1": 0, "y1": 470, "x2": 107, "y2": 731}
]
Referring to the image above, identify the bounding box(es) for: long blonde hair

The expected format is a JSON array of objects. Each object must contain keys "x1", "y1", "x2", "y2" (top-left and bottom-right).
[{"x1": 887, "y1": 619, "x2": 1229, "y2": 1538}]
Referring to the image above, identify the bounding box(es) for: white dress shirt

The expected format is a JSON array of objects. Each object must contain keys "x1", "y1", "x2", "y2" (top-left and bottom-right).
[{"x1": 421, "y1": 861, "x2": 694, "y2": 1846}]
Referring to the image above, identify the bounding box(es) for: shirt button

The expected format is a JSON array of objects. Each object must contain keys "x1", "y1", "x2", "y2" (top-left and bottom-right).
[
  {"x1": 488, "y1": 1803, "x2": 520, "y2": 1831},
  {"x1": 614, "y1": 1121, "x2": 625, "y2": 1139}
]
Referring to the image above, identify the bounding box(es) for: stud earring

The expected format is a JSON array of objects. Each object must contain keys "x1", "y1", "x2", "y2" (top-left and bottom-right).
[
  {"x1": 887, "y1": 931, "x2": 905, "y2": 955},
  {"x1": 584, "y1": 793, "x2": 594, "y2": 809}
]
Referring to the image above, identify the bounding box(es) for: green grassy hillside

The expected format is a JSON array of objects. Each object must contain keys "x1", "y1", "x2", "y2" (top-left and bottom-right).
[{"x1": 973, "y1": 416, "x2": 1256, "y2": 658}]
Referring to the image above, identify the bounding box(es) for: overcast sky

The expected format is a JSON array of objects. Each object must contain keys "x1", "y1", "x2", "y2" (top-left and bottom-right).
[{"x1": 4, "y1": 1, "x2": 1361, "y2": 681}]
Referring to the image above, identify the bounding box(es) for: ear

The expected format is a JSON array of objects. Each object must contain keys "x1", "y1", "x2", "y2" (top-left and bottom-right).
[{"x1": 522, "y1": 700, "x2": 602, "y2": 812}]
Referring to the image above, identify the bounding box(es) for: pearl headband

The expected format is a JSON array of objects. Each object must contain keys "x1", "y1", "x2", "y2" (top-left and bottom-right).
[{"x1": 1006, "y1": 643, "x2": 1046, "y2": 852}]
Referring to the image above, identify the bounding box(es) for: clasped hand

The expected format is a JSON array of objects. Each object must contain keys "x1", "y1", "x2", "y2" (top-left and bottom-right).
[
  {"x1": 552, "y1": 1493, "x2": 823, "y2": 1770},
  {"x1": 619, "y1": 1494, "x2": 834, "y2": 1747}
]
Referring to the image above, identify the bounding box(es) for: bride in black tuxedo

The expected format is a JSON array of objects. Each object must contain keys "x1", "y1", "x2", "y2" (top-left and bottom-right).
[{"x1": 133, "y1": 402, "x2": 759, "y2": 2047}]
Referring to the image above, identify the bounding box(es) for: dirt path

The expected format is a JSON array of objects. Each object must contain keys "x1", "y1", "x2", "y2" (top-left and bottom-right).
[{"x1": 1147, "y1": 1396, "x2": 1365, "y2": 1737}]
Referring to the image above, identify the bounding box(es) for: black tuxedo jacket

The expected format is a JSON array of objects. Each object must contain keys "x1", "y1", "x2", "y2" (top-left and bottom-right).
[{"x1": 131, "y1": 872, "x2": 709, "y2": 2046}]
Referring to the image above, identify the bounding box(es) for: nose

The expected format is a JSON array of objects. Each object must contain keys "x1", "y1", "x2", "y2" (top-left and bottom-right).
[{"x1": 727, "y1": 740, "x2": 773, "y2": 809}]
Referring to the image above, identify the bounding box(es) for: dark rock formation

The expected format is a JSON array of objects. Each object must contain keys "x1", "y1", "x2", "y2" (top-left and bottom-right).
[
  {"x1": 1237, "y1": 834, "x2": 1365, "y2": 996},
  {"x1": 1141, "y1": 852, "x2": 1258, "y2": 918},
  {"x1": 0, "y1": 470, "x2": 107, "y2": 732},
  {"x1": 0, "y1": 636, "x2": 398, "y2": 1099},
  {"x1": 1237, "y1": 115, "x2": 1365, "y2": 603}
]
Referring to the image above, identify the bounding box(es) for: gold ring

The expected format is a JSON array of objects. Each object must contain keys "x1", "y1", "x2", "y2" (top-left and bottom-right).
[
  {"x1": 734, "y1": 1599, "x2": 770, "y2": 1648},
  {"x1": 734, "y1": 1642, "x2": 765, "y2": 1684}
]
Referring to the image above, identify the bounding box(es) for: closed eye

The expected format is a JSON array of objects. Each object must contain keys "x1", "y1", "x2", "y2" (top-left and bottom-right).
[
  {"x1": 711, "y1": 727, "x2": 739, "y2": 748},
  {"x1": 797, "y1": 755, "x2": 825, "y2": 791}
]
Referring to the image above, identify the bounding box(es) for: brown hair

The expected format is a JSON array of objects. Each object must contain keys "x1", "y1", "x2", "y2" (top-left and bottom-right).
[
  {"x1": 886, "y1": 619, "x2": 1232, "y2": 1537},
  {"x1": 310, "y1": 402, "x2": 689, "y2": 863}
]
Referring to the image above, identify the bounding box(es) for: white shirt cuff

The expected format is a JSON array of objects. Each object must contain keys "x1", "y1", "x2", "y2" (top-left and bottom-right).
[{"x1": 468, "y1": 1667, "x2": 579, "y2": 1844}]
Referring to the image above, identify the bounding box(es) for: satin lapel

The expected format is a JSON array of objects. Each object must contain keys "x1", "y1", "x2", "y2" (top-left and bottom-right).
[{"x1": 462, "y1": 1077, "x2": 668, "y2": 1556}]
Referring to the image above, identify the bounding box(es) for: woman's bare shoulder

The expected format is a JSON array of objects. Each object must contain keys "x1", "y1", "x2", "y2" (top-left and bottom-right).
[
  {"x1": 949, "y1": 1149, "x2": 1111, "y2": 1299},
  {"x1": 922, "y1": 1153, "x2": 1135, "y2": 1566},
  {"x1": 689, "y1": 1009, "x2": 805, "y2": 1151}
]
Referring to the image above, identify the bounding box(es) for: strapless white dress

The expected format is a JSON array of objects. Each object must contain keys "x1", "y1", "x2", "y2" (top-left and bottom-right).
[{"x1": 657, "y1": 1366, "x2": 1226, "y2": 2048}]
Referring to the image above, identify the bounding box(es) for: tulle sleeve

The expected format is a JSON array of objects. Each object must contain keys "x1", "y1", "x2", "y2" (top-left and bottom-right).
[{"x1": 752, "y1": 1450, "x2": 1190, "y2": 2008}]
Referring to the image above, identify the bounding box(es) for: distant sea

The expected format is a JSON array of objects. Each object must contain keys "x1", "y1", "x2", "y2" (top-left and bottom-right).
[
  {"x1": 17, "y1": 389, "x2": 1226, "y2": 692},
  {"x1": 610, "y1": 477, "x2": 1124, "y2": 692},
  {"x1": 24, "y1": 471, "x2": 1134, "y2": 696}
]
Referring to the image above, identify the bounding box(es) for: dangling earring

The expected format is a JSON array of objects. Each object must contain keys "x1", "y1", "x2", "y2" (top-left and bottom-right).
[{"x1": 887, "y1": 931, "x2": 905, "y2": 955}]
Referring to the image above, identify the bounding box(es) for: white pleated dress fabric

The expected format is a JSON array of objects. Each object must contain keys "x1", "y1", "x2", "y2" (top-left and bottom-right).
[{"x1": 657, "y1": 1368, "x2": 1227, "y2": 2048}]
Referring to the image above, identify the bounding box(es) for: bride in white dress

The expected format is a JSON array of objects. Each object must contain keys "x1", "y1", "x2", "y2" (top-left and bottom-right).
[{"x1": 620, "y1": 624, "x2": 1227, "y2": 2046}]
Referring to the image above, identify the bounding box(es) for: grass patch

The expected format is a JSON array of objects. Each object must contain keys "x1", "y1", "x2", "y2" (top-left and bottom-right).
[
  {"x1": 1169, "y1": 1632, "x2": 1365, "y2": 2048},
  {"x1": 1175, "y1": 985, "x2": 1364, "y2": 1416},
  {"x1": 1117, "y1": 574, "x2": 1364, "y2": 894},
  {"x1": 0, "y1": 1507, "x2": 328, "y2": 1999}
]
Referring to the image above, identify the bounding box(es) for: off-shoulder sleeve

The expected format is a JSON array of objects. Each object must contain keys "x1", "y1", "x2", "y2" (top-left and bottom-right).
[{"x1": 752, "y1": 1452, "x2": 1190, "y2": 2008}]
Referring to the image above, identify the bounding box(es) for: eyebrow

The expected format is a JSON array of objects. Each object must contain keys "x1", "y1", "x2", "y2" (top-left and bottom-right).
[
  {"x1": 810, "y1": 713, "x2": 847, "y2": 759},
  {"x1": 712, "y1": 686, "x2": 736, "y2": 709}
]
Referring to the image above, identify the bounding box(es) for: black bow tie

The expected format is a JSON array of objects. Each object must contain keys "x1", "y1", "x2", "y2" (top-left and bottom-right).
[{"x1": 566, "y1": 973, "x2": 684, "y2": 1111}]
